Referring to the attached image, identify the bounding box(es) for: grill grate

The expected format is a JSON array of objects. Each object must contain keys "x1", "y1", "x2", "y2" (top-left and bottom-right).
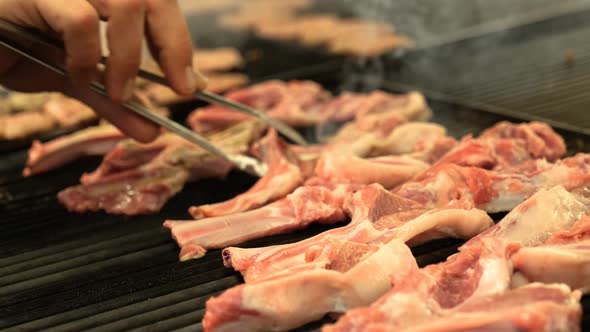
[
  {"x1": 385, "y1": 8, "x2": 590, "y2": 132},
  {"x1": 3, "y1": 75, "x2": 590, "y2": 332}
]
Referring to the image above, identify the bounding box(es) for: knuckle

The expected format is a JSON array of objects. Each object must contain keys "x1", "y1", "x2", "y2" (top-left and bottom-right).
[
  {"x1": 175, "y1": 42, "x2": 193, "y2": 58},
  {"x1": 68, "y1": 57, "x2": 96, "y2": 71},
  {"x1": 146, "y1": 0, "x2": 176, "y2": 10},
  {"x1": 112, "y1": 58, "x2": 141, "y2": 71},
  {"x1": 116, "y1": 0, "x2": 146, "y2": 11},
  {"x1": 67, "y1": 8, "x2": 99, "y2": 32}
]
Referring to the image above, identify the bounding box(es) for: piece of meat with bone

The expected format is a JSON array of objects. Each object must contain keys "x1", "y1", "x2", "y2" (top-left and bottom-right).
[
  {"x1": 223, "y1": 184, "x2": 420, "y2": 282},
  {"x1": 282, "y1": 116, "x2": 448, "y2": 175},
  {"x1": 511, "y1": 214, "x2": 590, "y2": 293},
  {"x1": 167, "y1": 140, "x2": 447, "y2": 263},
  {"x1": 394, "y1": 152, "x2": 590, "y2": 213},
  {"x1": 187, "y1": 82, "x2": 432, "y2": 134},
  {"x1": 203, "y1": 238, "x2": 418, "y2": 332},
  {"x1": 419, "y1": 121, "x2": 565, "y2": 178},
  {"x1": 327, "y1": 120, "x2": 452, "y2": 160},
  {"x1": 479, "y1": 120, "x2": 566, "y2": 162},
  {"x1": 313, "y1": 90, "x2": 431, "y2": 124},
  {"x1": 224, "y1": 184, "x2": 493, "y2": 284},
  {"x1": 188, "y1": 80, "x2": 330, "y2": 133},
  {"x1": 23, "y1": 124, "x2": 125, "y2": 177},
  {"x1": 204, "y1": 191, "x2": 494, "y2": 331},
  {"x1": 309, "y1": 154, "x2": 429, "y2": 189},
  {"x1": 58, "y1": 121, "x2": 265, "y2": 215},
  {"x1": 189, "y1": 129, "x2": 304, "y2": 218},
  {"x1": 388, "y1": 283, "x2": 582, "y2": 332},
  {"x1": 22, "y1": 91, "x2": 168, "y2": 176},
  {"x1": 165, "y1": 183, "x2": 356, "y2": 261},
  {"x1": 327, "y1": 185, "x2": 588, "y2": 331}
]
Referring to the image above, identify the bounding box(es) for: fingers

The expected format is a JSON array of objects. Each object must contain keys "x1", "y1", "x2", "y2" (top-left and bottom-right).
[
  {"x1": 0, "y1": 0, "x2": 102, "y2": 85},
  {"x1": 144, "y1": 0, "x2": 207, "y2": 95},
  {"x1": 0, "y1": 0, "x2": 202, "y2": 143},
  {"x1": 87, "y1": 0, "x2": 146, "y2": 103},
  {"x1": 34, "y1": 0, "x2": 102, "y2": 86},
  {"x1": 1, "y1": 55, "x2": 160, "y2": 142},
  {"x1": 74, "y1": 88, "x2": 161, "y2": 143}
]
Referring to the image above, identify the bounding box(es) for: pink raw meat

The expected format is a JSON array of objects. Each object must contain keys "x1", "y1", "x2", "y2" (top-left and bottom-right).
[
  {"x1": 327, "y1": 185, "x2": 587, "y2": 331},
  {"x1": 224, "y1": 184, "x2": 492, "y2": 283},
  {"x1": 164, "y1": 184, "x2": 357, "y2": 260},
  {"x1": 189, "y1": 130, "x2": 304, "y2": 218},
  {"x1": 23, "y1": 124, "x2": 125, "y2": 177},
  {"x1": 203, "y1": 238, "x2": 418, "y2": 332},
  {"x1": 511, "y1": 214, "x2": 590, "y2": 293},
  {"x1": 58, "y1": 121, "x2": 265, "y2": 215}
]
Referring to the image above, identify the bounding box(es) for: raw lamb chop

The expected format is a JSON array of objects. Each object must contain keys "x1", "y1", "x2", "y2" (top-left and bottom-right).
[
  {"x1": 327, "y1": 121, "x2": 453, "y2": 161},
  {"x1": 166, "y1": 150, "x2": 435, "y2": 262},
  {"x1": 316, "y1": 90, "x2": 432, "y2": 124},
  {"x1": 164, "y1": 184, "x2": 357, "y2": 260},
  {"x1": 479, "y1": 120, "x2": 566, "y2": 162},
  {"x1": 326, "y1": 185, "x2": 587, "y2": 331},
  {"x1": 223, "y1": 184, "x2": 421, "y2": 280},
  {"x1": 420, "y1": 121, "x2": 566, "y2": 176},
  {"x1": 202, "y1": 188, "x2": 493, "y2": 331},
  {"x1": 22, "y1": 91, "x2": 168, "y2": 176},
  {"x1": 222, "y1": 120, "x2": 566, "y2": 271},
  {"x1": 188, "y1": 80, "x2": 330, "y2": 133},
  {"x1": 354, "y1": 283, "x2": 582, "y2": 332},
  {"x1": 23, "y1": 124, "x2": 125, "y2": 176},
  {"x1": 224, "y1": 184, "x2": 492, "y2": 283},
  {"x1": 189, "y1": 129, "x2": 304, "y2": 218},
  {"x1": 511, "y1": 214, "x2": 590, "y2": 293},
  {"x1": 187, "y1": 82, "x2": 432, "y2": 134},
  {"x1": 58, "y1": 121, "x2": 265, "y2": 215},
  {"x1": 203, "y1": 238, "x2": 417, "y2": 332},
  {"x1": 395, "y1": 152, "x2": 590, "y2": 213},
  {"x1": 309, "y1": 154, "x2": 429, "y2": 189}
]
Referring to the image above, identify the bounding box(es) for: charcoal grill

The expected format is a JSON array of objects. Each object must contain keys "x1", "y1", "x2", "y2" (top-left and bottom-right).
[{"x1": 4, "y1": 5, "x2": 590, "y2": 332}]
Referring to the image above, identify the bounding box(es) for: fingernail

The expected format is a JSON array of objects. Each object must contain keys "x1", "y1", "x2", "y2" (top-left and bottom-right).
[
  {"x1": 123, "y1": 78, "x2": 135, "y2": 101},
  {"x1": 185, "y1": 67, "x2": 208, "y2": 93}
]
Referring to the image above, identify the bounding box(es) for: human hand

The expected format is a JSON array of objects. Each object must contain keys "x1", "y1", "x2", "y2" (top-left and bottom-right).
[{"x1": 0, "y1": 0, "x2": 207, "y2": 142}]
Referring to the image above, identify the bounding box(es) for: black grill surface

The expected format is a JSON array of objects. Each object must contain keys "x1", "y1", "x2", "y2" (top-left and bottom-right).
[
  {"x1": 2, "y1": 79, "x2": 590, "y2": 331},
  {"x1": 383, "y1": 7, "x2": 590, "y2": 132}
]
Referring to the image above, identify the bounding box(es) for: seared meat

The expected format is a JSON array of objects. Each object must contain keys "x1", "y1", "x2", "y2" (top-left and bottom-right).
[
  {"x1": 0, "y1": 92, "x2": 96, "y2": 140},
  {"x1": 58, "y1": 121, "x2": 266, "y2": 215}
]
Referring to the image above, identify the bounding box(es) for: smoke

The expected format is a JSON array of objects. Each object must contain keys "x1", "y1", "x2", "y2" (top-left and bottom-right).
[{"x1": 333, "y1": 0, "x2": 590, "y2": 94}]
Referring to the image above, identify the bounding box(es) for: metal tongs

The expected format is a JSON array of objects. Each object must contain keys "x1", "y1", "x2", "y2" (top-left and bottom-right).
[{"x1": 0, "y1": 19, "x2": 308, "y2": 177}]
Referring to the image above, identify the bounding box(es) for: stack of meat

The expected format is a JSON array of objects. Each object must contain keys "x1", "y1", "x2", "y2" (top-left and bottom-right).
[
  {"x1": 165, "y1": 84, "x2": 590, "y2": 330},
  {"x1": 23, "y1": 79, "x2": 590, "y2": 331},
  {"x1": 193, "y1": 120, "x2": 590, "y2": 331}
]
